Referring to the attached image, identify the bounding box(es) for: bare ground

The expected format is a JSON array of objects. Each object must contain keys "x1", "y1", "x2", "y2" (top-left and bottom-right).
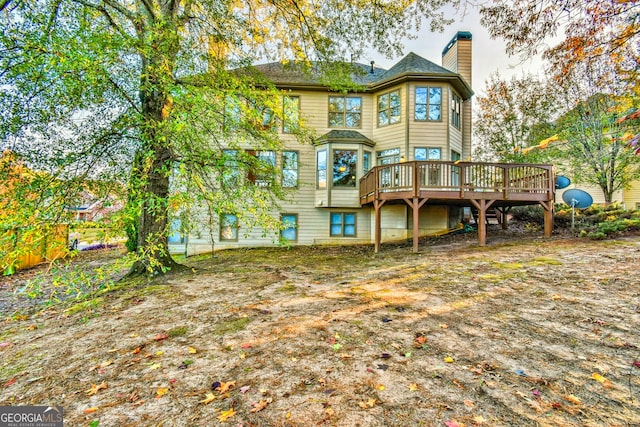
[{"x1": 1, "y1": 229, "x2": 640, "y2": 427}]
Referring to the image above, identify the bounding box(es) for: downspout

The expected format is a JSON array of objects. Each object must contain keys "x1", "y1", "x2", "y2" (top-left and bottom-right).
[
  {"x1": 405, "y1": 84, "x2": 411, "y2": 234},
  {"x1": 405, "y1": 84, "x2": 410, "y2": 159},
  {"x1": 446, "y1": 86, "x2": 450, "y2": 159}
]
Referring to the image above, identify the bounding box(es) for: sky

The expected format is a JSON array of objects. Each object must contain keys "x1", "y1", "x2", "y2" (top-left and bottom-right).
[{"x1": 368, "y1": 7, "x2": 551, "y2": 97}]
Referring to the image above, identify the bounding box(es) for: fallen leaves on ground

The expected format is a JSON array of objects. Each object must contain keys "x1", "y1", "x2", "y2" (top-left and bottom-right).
[
  {"x1": 217, "y1": 408, "x2": 236, "y2": 422},
  {"x1": 85, "y1": 382, "x2": 107, "y2": 396},
  {"x1": 153, "y1": 332, "x2": 169, "y2": 341},
  {"x1": 591, "y1": 372, "x2": 613, "y2": 389},
  {"x1": 199, "y1": 392, "x2": 216, "y2": 404},
  {"x1": 214, "y1": 380, "x2": 236, "y2": 393},
  {"x1": 358, "y1": 398, "x2": 377, "y2": 409},
  {"x1": 250, "y1": 398, "x2": 271, "y2": 413}
]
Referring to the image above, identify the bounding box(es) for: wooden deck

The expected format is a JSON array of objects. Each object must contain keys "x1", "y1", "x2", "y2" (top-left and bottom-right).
[{"x1": 359, "y1": 161, "x2": 556, "y2": 252}]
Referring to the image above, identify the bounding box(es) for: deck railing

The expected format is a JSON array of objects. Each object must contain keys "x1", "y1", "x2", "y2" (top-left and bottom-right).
[{"x1": 359, "y1": 161, "x2": 554, "y2": 204}]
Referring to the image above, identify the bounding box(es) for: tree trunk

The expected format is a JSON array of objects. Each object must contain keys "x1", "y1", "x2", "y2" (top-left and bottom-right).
[
  {"x1": 128, "y1": 61, "x2": 179, "y2": 275},
  {"x1": 129, "y1": 144, "x2": 178, "y2": 275}
]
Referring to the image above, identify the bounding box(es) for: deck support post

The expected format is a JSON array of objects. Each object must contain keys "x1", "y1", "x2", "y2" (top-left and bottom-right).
[
  {"x1": 404, "y1": 197, "x2": 429, "y2": 253},
  {"x1": 470, "y1": 199, "x2": 495, "y2": 246},
  {"x1": 374, "y1": 199, "x2": 386, "y2": 253},
  {"x1": 498, "y1": 206, "x2": 511, "y2": 230},
  {"x1": 539, "y1": 201, "x2": 554, "y2": 238}
]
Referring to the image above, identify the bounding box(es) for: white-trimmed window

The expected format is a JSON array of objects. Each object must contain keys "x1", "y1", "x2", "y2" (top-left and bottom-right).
[
  {"x1": 317, "y1": 150, "x2": 327, "y2": 189},
  {"x1": 281, "y1": 214, "x2": 298, "y2": 242},
  {"x1": 247, "y1": 150, "x2": 276, "y2": 187},
  {"x1": 451, "y1": 93, "x2": 461, "y2": 129},
  {"x1": 329, "y1": 96, "x2": 362, "y2": 128},
  {"x1": 220, "y1": 214, "x2": 238, "y2": 241},
  {"x1": 415, "y1": 87, "x2": 442, "y2": 121},
  {"x1": 333, "y1": 149, "x2": 357, "y2": 187},
  {"x1": 363, "y1": 151, "x2": 372, "y2": 174},
  {"x1": 221, "y1": 149, "x2": 239, "y2": 188},
  {"x1": 377, "y1": 90, "x2": 401, "y2": 126},
  {"x1": 414, "y1": 147, "x2": 441, "y2": 161},
  {"x1": 282, "y1": 151, "x2": 299, "y2": 188},
  {"x1": 330, "y1": 212, "x2": 356, "y2": 237},
  {"x1": 283, "y1": 96, "x2": 299, "y2": 133}
]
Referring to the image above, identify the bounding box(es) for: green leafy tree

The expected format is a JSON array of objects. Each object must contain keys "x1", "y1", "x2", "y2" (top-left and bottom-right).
[
  {"x1": 554, "y1": 59, "x2": 640, "y2": 205},
  {"x1": 0, "y1": 0, "x2": 462, "y2": 274},
  {"x1": 480, "y1": 0, "x2": 639, "y2": 95},
  {"x1": 474, "y1": 73, "x2": 558, "y2": 162}
]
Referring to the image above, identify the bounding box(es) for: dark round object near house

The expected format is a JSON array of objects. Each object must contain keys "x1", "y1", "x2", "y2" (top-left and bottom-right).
[
  {"x1": 562, "y1": 188, "x2": 593, "y2": 209},
  {"x1": 555, "y1": 175, "x2": 571, "y2": 189}
]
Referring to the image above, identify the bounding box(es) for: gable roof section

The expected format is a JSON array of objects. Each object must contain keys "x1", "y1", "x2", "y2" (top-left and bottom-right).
[
  {"x1": 249, "y1": 52, "x2": 473, "y2": 99},
  {"x1": 379, "y1": 52, "x2": 454, "y2": 80}
]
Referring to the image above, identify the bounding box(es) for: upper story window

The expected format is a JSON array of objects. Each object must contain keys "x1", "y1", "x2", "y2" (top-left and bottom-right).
[
  {"x1": 248, "y1": 150, "x2": 276, "y2": 187},
  {"x1": 283, "y1": 96, "x2": 299, "y2": 133},
  {"x1": 377, "y1": 90, "x2": 401, "y2": 126},
  {"x1": 221, "y1": 149, "x2": 239, "y2": 188},
  {"x1": 282, "y1": 151, "x2": 299, "y2": 188},
  {"x1": 415, "y1": 87, "x2": 442, "y2": 121},
  {"x1": 451, "y1": 93, "x2": 461, "y2": 129},
  {"x1": 329, "y1": 96, "x2": 362, "y2": 128},
  {"x1": 224, "y1": 96, "x2": 274, "y2": 131}
]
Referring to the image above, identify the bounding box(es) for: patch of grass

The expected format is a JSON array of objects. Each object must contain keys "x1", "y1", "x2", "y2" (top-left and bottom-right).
[
  {"x1": 277, "y1": 283, "x2": 297, "y2": 293},
  {"x1": 214, "y1": 316, "x2": 252, "y2": 335},
  {"x1": 492, "y1": 261, "x2": 524, "y2": 269},
  {"x1": 64, "y1": 297, "x2": 104, "y2": 315},
  {"x1": 0, "y1": 360, "x2": 26, "y2": 378},
  {"x1": 530, "y1": 256, "x2": 563, "y2": 266},
  {"x1": 168, "y1": 326, "x2": 188, "y2": 337},
  {"x1": 478, "y1": 274, "x2": 504, "y2": 282}
]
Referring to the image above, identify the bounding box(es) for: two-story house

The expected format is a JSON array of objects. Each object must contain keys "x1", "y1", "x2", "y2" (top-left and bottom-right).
[{"x1": 170, "y1": 32, "x2": 555, "y2": 255}]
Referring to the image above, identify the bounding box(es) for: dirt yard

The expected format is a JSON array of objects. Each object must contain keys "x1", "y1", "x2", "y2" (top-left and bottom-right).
[{"x1": 1, "y1": 231, "x2": 639, "y2": 427}]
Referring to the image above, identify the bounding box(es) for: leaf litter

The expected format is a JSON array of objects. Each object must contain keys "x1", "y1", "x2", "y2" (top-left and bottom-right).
[{"x1": 1, "y1": 230, "x2": 639, "y2": 426}]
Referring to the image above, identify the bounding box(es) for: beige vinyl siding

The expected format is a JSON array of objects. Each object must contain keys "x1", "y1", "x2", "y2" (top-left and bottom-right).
[
  {"x1": 408, "y1": 83, "x2": 448, "y2": 159},
  {"x1": 556, "y1": 185, "x2": 623, "y2": 206},
  {"x1": 623, "y1": 180, "x2": 640, "y2": 208},
  {"x1": 442, "y1": 42, "x2": 458, "y2": 73},
  {"x1": 376, "y1": 205, "x2": 410, "y2": 242},
  {"x1": 416, "y1": 206, "x2": 449, "y2": 234},
  {"x1": 170, "y1": 86, "x2": 376, "y2": 255},
  {"x1": 297, "y1": 91, "x2": 375, "y2": 140},
  {"x1": 311, "y1": 209, "x2": 372, "y2": 245},
  {"x1": 462, "y1": 99, "x2": 472, "y2": 158},
  {"x1": 456, "y1": 40, "x2": 472, "y2": 85},
  {"x1": 372, "y1": 84, "x2": 406, "y2": 154}
]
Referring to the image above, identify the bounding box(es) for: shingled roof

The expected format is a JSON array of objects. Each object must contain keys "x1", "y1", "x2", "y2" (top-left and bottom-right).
[
  {"x1": 316, "y1": 130, "x2": 375, "y2": 146},
  {"x1": 248, "y1": 52, "x2": 472, "y2": 99},
  {"x1": 378, "y1": 52, "x2": 456, "y2": 81},
  {"x1": 248, "y1": 61, "x2": 387, "y2": 87}
]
